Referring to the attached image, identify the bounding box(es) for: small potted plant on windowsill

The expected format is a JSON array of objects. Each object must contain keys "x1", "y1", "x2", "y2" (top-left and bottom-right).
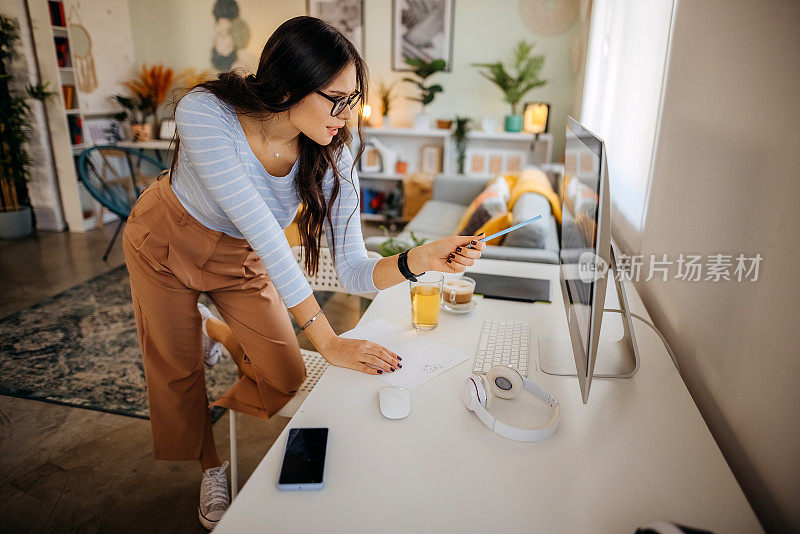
[
  {"x1": 472, "y1": 41, "x2": 547, "y2": 132},
  {"x1": 403, "y1": 57, "x2": 446, "y2": 130}
]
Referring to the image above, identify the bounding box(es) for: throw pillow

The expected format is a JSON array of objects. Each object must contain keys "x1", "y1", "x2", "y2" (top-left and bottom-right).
[{"x1": 456, "y1": 176, "x2": 511, "y2": 236}]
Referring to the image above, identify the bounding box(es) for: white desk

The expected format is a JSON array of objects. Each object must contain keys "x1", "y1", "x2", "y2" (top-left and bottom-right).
[{"x1": 215, "y1": 259, "x2": 761, "y2": 533}]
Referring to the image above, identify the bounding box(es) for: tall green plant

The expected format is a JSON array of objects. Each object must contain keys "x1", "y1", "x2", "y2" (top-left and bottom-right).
[
  {"x1": 471, "y1": 41, "x2": 547, "y2": 115},
  {"x1": 0, "y1": 15, "x2": 56, "y2": 212},
  {"x1": 402, "y1": 57, "x2": 446, "y2": 110},
  {"x1": 453, "y1": 117, "x2": 471, "y2": 174}
]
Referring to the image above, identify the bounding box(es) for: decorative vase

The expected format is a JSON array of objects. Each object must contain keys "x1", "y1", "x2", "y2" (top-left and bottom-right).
[
  {"x1": 0, "y1": 206, "x2": 33, "y2": 239},
  {"x1": 436, "y1": 119, "x2": 453, "y2": 130},
  {"x1": 481, "y1": 116, "x2": 499, "y2": 133},
  {"x1": 504, "y1": 114, "x2": 523, "y2": 132},
  {"x1": 131, "y1": 123, "x2": 152, "y2": 142},
  {"x1": 413, "y1": 113, "x2": 432, "y2": 130}
]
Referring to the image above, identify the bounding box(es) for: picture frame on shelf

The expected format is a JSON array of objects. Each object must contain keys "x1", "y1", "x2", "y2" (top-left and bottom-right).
[
  {"x1": 308, "y1": 0, "x2": 364, "y2": 54},
  {"x1": 419, "y1": 144, "x2": 443, "y2": 174},
  {"x1": 392, "y1": 0, "x2": 455, "y2": 71},
  {"x1": 360, "y1": 144, "x2": 383, "y2": 173}
]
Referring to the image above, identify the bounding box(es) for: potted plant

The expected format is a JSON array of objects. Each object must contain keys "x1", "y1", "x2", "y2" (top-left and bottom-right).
[
  {"x1": 0, "y1": 15, "x2": 57, "y2": 239},
  {"x1": 118, "y1": 63, "x2": 175, "y2": 141},
  {"x1": 453, "y1": 117, "x2": 471, "y2": 174},
  {"x1": 376, "y1": 80, "x2": 397, "y2": 128},
  {"x1": 472, "y1": 41, "x2": 547, "y2": 132},
  {"x1": 111, "y1": 94, "x2": 155, "y2": 141},
  {"x1": 377, "y1": 225, "x2": 427, "y2": 257},
  {"x1": 402, "y1": 57, "x2": 446, "y2": 130}
]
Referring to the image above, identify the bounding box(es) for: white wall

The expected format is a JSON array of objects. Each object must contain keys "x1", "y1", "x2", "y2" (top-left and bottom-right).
[
  {"x1": 63, "y1": 0, "x2": 135, "y2": 114},
  {"x1": 584, "y1": 0, "x2": 800, "y2": 531},
  {"x1": 126, "y1": 0, "x2": 580, "y2": 158}
]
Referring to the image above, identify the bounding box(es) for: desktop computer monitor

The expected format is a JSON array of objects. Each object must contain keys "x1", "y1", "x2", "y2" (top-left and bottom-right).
[{"x1": 539, "y1": 117, "x2": 640, "y2": 403}]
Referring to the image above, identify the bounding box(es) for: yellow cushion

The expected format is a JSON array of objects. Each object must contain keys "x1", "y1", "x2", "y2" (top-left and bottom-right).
[
  {"x1": 508, "y1": 168, "x2": 562, "y2": 224},
  {"x1": 476, "y1": 212, "x2": 513, "y2": 246}
]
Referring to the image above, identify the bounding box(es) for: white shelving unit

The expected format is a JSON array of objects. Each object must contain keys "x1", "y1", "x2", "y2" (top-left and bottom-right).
[
  {"x1": 27, "y1": 0, "x2": 109, "y2": 232},
  {"x1": 351, "y1": 125, "x2": 553, "y2": 222}
]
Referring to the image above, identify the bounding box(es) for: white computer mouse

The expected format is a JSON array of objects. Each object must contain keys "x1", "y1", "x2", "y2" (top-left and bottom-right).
[{"x1": 378, "y1": 386, "x2": 410, "y2": 419}]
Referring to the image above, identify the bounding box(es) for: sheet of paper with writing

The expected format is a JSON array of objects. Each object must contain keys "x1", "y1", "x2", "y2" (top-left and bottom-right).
[{"x1": 340, "y1": 319, "x2": 469, "y2": 389}]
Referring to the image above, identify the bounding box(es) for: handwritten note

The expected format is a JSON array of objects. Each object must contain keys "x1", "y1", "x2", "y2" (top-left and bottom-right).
[{"x1": 340, "y1": 319, "x2": 469, "y2": 389}]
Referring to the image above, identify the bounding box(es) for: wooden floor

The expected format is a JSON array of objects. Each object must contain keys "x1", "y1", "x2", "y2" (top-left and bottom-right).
[{"x1": 0, "y1": 219, "x2": 389, "y2": 533}]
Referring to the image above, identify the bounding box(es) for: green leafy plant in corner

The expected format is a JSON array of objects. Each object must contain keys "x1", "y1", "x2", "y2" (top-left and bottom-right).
[
  {"x1": 377, "y1": 225, "x2": 427, "y2": 257},
  {"x1": 453, "y1": 116, "x2": 471, "y2": 174},
  {"x1": 471, "y1": 41, "x2": 547, "y2": 115},
  {"x1": 402, "y1": 57, "x2": 446, "y2": 110},
  {"x1": 0, "y1": 15, "x2": 57, "y2": 212}
]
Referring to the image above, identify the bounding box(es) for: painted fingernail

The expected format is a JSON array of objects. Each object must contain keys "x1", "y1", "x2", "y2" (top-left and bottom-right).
[
  {"x1": 398, "y1": 363, "x2": 402, "y2": 368},
  {"x1": 478, "y1": 232, "x2": 485, "y2": 236},
  {"x1": 449, "y1": 253, "x2": 455, "y2": 259},
  {"x1": 456, "y1": 247, "x2": 462, "y2": 252},
  {"x1": 390, "y1": 367, "x2": 396, "y2": 372},
  {"x1": 447, "y1": 259, "x2": 451, "y2": 263},
  {"x1": 398, "y1": 356, "x2": 402, "y2": 360},
  {"x1": 471, "y1": 240, "x2": 477, "y2": 245},
  {"x1": 377, "y1": 369, "x2": 383, "y2": 374}
]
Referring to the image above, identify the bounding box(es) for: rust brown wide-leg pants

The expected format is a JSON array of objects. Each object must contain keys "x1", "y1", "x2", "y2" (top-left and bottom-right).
[{"x1": 122, "y1": 174, "x2": 306, "y2": 461}]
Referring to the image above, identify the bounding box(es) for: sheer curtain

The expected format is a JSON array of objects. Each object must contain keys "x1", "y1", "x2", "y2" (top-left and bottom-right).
[{"x1": 580, "y1": 0, "x2": 676, "y2": 249}]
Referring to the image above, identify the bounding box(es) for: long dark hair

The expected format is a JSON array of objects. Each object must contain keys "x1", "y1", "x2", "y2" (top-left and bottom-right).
[{"x1": 170, "y1": 16, "x2": 367, "y2": 276}]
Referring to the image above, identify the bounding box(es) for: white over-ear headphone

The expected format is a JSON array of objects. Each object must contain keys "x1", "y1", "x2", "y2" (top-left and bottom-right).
[{"x1": 462, "y1": 365, "x2": 560, "y2": 442}]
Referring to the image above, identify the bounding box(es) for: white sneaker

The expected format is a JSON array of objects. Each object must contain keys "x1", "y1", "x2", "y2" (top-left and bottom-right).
[
  {"x1": 197, "y1": 303, "x2": 224, "y2": 366},
  {"x1": 198, "y1": 460, "x2": 230, "y2": 530}
]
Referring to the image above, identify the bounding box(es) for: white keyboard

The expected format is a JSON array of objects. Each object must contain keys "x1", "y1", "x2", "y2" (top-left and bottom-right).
[{"x1": 472, "y1": 320, "x2": 530, "y2": 377}]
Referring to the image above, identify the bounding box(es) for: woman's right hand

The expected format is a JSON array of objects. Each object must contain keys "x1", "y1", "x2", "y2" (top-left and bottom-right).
[{"x1": 320, "y1": 336, "x2": 402, "y2": 375}]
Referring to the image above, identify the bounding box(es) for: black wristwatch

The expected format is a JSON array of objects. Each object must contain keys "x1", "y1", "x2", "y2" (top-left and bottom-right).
[{"x1": 398, "y1": 249, "x2": 425, "y2": 282}]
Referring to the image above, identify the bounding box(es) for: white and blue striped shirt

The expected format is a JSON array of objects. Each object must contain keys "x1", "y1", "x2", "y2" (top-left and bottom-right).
[{"x1": 172, "y1": 89, "x2": 379, "y2": 308}]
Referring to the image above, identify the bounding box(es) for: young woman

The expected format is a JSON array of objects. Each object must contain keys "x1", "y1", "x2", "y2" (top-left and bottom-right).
[{"x1": 122, "y1": 16, "x2": 485, "y2": 529}]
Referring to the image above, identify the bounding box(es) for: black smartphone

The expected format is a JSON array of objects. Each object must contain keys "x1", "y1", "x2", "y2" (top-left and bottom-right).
[{"x1": 276, "y1": 427, "x2": 329, "y2": 490}]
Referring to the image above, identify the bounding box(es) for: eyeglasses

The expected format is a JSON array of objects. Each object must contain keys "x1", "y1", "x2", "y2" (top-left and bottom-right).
[{"x1": 316, "y1": 90, "x2": 362, "y2": 117}]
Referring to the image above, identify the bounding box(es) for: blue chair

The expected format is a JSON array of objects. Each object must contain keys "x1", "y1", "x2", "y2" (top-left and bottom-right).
[{"x1": 77, "y1": 145, "x2": 167, "y2": 261}]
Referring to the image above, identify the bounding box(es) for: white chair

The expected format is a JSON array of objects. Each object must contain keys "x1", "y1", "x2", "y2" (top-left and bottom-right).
[{"x1": 228, "y1": 246, "x2": 382, "y2": 498}]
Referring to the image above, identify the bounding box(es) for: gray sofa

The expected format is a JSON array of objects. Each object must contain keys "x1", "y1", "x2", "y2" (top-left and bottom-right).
[{"x1": 364, "y1": 167, "x2": 561, "y2": 264}]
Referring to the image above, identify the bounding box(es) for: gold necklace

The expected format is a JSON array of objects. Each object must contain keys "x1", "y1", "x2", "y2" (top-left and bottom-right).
[{"x1": 259, "y1": 122, "x2": 295, "y2": 159}]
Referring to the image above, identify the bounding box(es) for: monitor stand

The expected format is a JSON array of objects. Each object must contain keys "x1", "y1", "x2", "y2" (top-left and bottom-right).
[{"x1": 539, "y1": 245, "x2": 641, "y2": 379}]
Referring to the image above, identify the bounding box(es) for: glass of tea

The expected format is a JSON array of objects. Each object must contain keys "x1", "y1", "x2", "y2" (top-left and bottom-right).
[{"x1": 409, "y1": 272, "x2": 443, "y2": 330}]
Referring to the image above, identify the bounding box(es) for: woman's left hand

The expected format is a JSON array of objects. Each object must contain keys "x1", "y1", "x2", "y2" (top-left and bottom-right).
[{"x1": 410, "y1": 232, "x2": 487, "y2": 274}]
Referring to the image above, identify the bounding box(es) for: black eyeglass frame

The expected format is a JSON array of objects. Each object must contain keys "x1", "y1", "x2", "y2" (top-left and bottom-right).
[{"x1": 315, "y1": 90, "x2": 362, "y2": 117}]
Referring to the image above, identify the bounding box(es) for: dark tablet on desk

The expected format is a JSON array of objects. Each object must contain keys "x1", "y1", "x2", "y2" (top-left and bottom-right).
[{"x1": 469, "y1": 272, "x2": 552, "y2": 303}]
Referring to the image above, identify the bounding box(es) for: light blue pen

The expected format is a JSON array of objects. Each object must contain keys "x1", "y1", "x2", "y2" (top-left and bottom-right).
[{"x1": 467, "y1": 214, "x2": 542, "y2": 248}]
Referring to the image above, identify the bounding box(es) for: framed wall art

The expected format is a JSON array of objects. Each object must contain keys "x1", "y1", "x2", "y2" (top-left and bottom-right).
[
  {"x1": 392, "y1": 0, "x2": 454, "y2": 71},
  {"x1": 308, "y1": 0, "x2": 365, "y2": 54}
]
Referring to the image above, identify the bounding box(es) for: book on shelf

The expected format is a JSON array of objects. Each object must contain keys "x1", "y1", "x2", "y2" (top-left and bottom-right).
[
  {"x1": 62, "y1": 85, "x2": 75, "y2": 109},
  {"x1": 360, "y1": 187, "x2": 387, "y2": 215},
  {"x1": 67, "y1": 115, "x2": 83, "y2": 145},
  {"x1": 54, "y1": 37, "x2": 71, "y2": 68},
  {"x1": 48, "y1": 1, "x2": 66, "y2": 27}
]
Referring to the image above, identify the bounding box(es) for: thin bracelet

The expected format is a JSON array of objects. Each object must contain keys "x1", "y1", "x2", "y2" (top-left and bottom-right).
[{"x1": 299, "y1": 309, "x2": 324, "y2": 331}]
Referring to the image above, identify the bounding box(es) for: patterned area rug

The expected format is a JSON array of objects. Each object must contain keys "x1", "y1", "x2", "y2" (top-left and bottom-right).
[{"x1": 0, "y1": 265, "x2": 322, "y2": 423}]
